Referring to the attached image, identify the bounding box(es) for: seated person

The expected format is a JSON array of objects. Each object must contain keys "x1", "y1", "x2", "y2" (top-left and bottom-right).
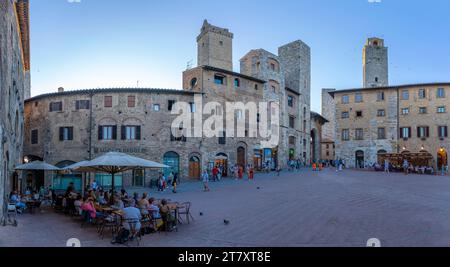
[
  {"x1": 81, "y1": 197, "x2": 104, "y2": 220},
  {"x1": 122, "y1": 199, "x2": 142, "y2": 232},
  {"x1": 111, "y1": 195, "x2": 125, "y2": 210},
  {"x1": 158, "y1": 199, "x2": 175, "y2": 231},
  {"x1": 10, "y1": 191, "x2": 26, "y2": 212},
  {"x1": 33, "y1": 191, "x2": 40, "y2": 201},
  {"x1": 148, "y1": 197, "x2": 161, "y2": 219},
  {"x1": 97, "y1": 190, "x2": 107, "y2": 205},
  {"x1": 137, "y1": 193, "x2": 150, "y2": 215},
  {"x1": 120, "y1": 189, "x2": 128, "y2": 200},
  {"x1": 74, "y1": 195, "x2": 84, "y2": 216}
]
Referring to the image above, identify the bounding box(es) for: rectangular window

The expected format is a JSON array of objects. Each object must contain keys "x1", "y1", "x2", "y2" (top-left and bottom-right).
[
  {"x1": 287, "y1": 95, "x2": 294, "y2": 107},
  {"x1": 98, "y1": 126, "x2": 117, "y2": 140},
  {"x1": 289, "y1": 116, "x2": 295, "y2": 128},
  {"x1": 400, "y1": 127, "x2": 412, "y2": 139},
  {"x1": 342, "y1": 95, "x2": 349, "y2": 104},
  {"x1": 289, "y1": 136, "x2": 296, "y2": 145},
  {"x1": 127, "y1": 96, "x2": 136, "y2": 108},
  {"x1": 419, "y1": 107, "x2": 427, "y2": 114},
  {"x1": 377, "y1": 92, "x2": 385, "y2": 101},
  {"x1": 356, "y1": 111, "x2": 363, "y2": 117},
  {"x1": 59, "y1": 127, "x2": 73, "y2": 141},
  {"x1": 401, "y1": 90, "x2": 409, "y2": 100},
  {"x1": 218, "y1": 131, "x2": 226, "y2": 145},
  {"x1": 104, "y1": 96, "x2": 113, "y2": 108},
  {"x1": 31, "y1": 130, "x2": 38, "y2": 144},
  {"x1": 419, "y1": 89, "x2": 426, "y2": 99},
  {"x1": 355, "y1": 93, "x2": 363, "y2": 103},
  {"x1": 437, "y1": 106, "x2": 446, "y2": 113},
  {"x1": 401, "y1": 108, "x2": 410, "y2": 115},
  {"x1": 342, "y1": 129, "x2": 350, "y2": 141},
  {"x1": 355, "y1": 129, "x2": 364, "y2": 140},
  {"x1": 214, "y1": 75, "x2": 225, "y2": 85},
  {"x1": 270, "y1": 63, "x2": 275, "y2": 71},
  {"x1": 417, "y1": 126, "x2": 430, "y2": 138},
  {"x1": 49, "y1": 102, "x2": 62, "y2": 112},
  {"x1": 153, "y1": 104, "x2": 160, "y2": 112},
  {"x1": 377, "y1": 109, "x2": 386, "y2": 117},
  {"x1": 189, "y1": 102, "x2": 196, "y2": 113},
  {"x1": 75, "y1": 100, "x2": 90, "y2": 110},
  {"x1": 341, "y1": 112, "x2": 349, "y2": 119},
  {"x1": 437, "y1": 88, "x2": 446, "y2": 98},
  {"x1": 377, "y1": 128, "x2": 386, "y2": 140},
  {"x1": 438, "y1": 126, "x2": 448, "y2": 138},
  {"x1": 168, "y1": 100, "x2": 176, "y2": 111},
  {"x1": 122, "y1": 126, "x2": 141, "y2": 140}
]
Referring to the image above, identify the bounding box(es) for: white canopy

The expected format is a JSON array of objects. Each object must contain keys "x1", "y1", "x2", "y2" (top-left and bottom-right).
[
  {"x1": 72, "y1": 152, "x2": 170, "y2": 174},
  {"x1": 62, "y1": 160, "x2": 90, "y2": 171},
  {"x1": 15, "y1": 161, "x2": 61, "y2": 171}
]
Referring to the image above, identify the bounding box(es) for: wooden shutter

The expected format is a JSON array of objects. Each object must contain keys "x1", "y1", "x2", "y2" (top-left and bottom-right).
[
  {"x1": 75, "y1": 101, "x2": 80, "y2": 110},
  {"x1": 136, "y1": 126, "x2": 141, "y2": 140},
  {"x1": 59, "y1": 127, "x2": 64, "y2": 141},
  {"x1": 69, "y1": 127, "x2": 73, "y2": 140},
  {"x1": 408, "y1": 127, "x2": 412, "y2": 138},
  {"x1": 98, "y1": 126, "x2": 103, "y2": 140},
  {"x1": 417, "y1": 127, "x2": 421, "y2": 138},
  {"x1": 445, "y1": 127, "x2": 448, "y2": 138},
  {"x1": 112, "y1": 126, "x2": 117, "y2": 140},
  {"x1": 121, "y1": 126, "x2": 126, "y2": 140},
  {"x1": 426, "y1": 127, "x2": 430, "y2": 138}
]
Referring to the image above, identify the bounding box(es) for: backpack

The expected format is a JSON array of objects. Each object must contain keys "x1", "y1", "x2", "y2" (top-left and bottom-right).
[{"x1": 112, "y1": 228, "x2": 130, "y2": 244}]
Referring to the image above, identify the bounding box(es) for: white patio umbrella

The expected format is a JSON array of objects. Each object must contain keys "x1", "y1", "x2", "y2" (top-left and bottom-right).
[
  {"x1": 62, "y1": 161, "x2": 90, "y2": 171},
  {"x1": 73, "y1": 152, "x2": 170, "y2": 203},
  {"x1": 15, "y1": 161, "x2": 61, "y2": 171}
]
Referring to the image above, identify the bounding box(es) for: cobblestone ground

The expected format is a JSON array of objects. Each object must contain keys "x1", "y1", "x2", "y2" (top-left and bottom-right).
[{"x1": 1, "y1": 168, "x2": 450, "y2": 247}]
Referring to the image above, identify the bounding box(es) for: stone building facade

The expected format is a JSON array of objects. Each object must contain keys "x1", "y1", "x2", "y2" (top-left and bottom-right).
[
  {"x1": 0, "y1": 0, "x2": 30, "y2": 218},
  {"x1": 331, "y1": 83, "x2": 450, "y2": 169},
  {"x1": 22, "y1": 20, "x2": 319, "y2": 191}
]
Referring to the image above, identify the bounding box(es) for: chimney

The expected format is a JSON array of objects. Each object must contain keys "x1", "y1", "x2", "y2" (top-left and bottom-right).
[{"x1": 58, "y1": 87, "x2": 64, "y2": 93}]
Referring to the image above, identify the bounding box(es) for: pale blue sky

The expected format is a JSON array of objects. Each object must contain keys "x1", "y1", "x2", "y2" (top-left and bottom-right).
[{"x1": 29, "y1": 0, "x2": 450, "y2": 112}]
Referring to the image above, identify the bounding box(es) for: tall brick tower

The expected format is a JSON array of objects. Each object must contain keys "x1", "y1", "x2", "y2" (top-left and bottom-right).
[
  {"x1": 197, "y1": 20, "x2": 234, "y2": 71},
  {"x1": 363, "y1": 38, "x2": 388, "y2": 88}
]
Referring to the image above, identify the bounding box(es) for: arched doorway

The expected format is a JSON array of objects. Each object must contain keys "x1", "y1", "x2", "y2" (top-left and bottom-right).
[
  {"x1": 355, "y1": 150, "x2": 365, "y2": 168},
  {"x1": 23, "y1": 155, "x2": 45, "y2": 192},
  {"x1": 237, "y1": 147, "x2": 246, "y2": 168},
  {"x1": 163, "y1": 152, "x2": 180, "y2": 178},
  {"x1": 438, "y1": 148, "x2": 448, "y2": 170},
  {"x1": 215, "y1": 153, "x2": 228, "y2": 177},
  {"x1": 189, "y1": 156, "x2": 201, "y2": 179},
  {"x1": 377, "y1": 150, "x2": 387, "y2": 164}
]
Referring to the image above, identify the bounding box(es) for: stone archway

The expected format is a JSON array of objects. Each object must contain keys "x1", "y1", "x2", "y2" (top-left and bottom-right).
[
  {"x1": 438, "y1": 148, "x2": 448, "y2": 170},
  {"x1": 355, "y1": 150, "x2": 365, "y2": 169}
]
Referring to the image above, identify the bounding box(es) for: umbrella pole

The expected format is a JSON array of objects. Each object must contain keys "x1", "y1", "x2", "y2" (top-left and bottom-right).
[{"x1": 110, "y1": 172, "x2": 115, "y2": 205}]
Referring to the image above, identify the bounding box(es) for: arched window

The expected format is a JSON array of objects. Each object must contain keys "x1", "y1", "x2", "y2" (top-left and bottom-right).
[{"x1": 190, "y1": 78, "x2": 198, "y2": 89}]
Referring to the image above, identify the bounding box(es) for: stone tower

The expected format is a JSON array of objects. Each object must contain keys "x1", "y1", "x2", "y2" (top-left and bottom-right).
[
  {"x1": 197, "y1": 20, "x2": 234, "y2": 71},
  {"x1": 363, "y1": 38, "x2": 388, "y2": 88},
  {"x1": 278, "y1": 40, "x2": 312, "y2": 164}
]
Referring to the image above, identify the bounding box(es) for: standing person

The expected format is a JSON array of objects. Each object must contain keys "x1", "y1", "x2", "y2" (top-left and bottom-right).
[
  {"x1": 172, "y1": 173, "x2": 178, "y2": 193},
  {"x1": 212, "y1": 166, "x2": 218, "y2": 182},
  {"x1": 249, "y1": 166, "x2": 254, "y2": 180},
  {"x1": 157, "y1": 173, "x2": 164, "y2": 192},
  {"x1": 384, "y1": 159, "x2": 390, "y2": 174},
  {"x1": 338, "y1": 159, "x2": 343, "y2": 172},
  {"x1": 403, "y1": 159, "x2": 409, "y2": 175},
  {"x1": 217, "y1": 165, "x2": 222, "y2": 181},
  {"x1": 276, "y1": 166, "x2": 281, "y2": 176},
  {"x1": 167, "y1": 172, "x2": 174, "y2": 190},
  {"x1": 202, "y1": 170, "x2": 210, "y2": 192},
  {"x1": 234, "y1": 165, "x2": 239, "y2": 180},
  {"x1": 91, "y1": 180, "x2": 98, "y2": 192},
  {"x1": 238, "y1": 166, "x2": 244, "y2": 179}
]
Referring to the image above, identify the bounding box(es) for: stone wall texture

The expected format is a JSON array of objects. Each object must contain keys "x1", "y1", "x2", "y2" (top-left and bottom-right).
[{"x1": 0, "y1": 0, "x2": 30, "y2": 219}]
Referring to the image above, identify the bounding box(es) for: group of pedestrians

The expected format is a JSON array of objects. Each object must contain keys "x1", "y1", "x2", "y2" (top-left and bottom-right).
[
  {"x1": 157, "y1": 172, "x2": 179, "y2": 193},
  {"x1": 201, "y1": 164, "x2": 256, "y2": 192}
]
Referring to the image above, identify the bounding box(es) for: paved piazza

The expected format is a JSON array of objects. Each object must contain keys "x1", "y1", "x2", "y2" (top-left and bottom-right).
[{"x1": 2, "y1": 169, "x2": 450, "y2": 247}]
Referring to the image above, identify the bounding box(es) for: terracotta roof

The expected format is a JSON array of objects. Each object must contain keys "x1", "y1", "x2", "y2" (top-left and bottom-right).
[
  {"x1": 202, "y1": 65, "x2": 266, "y2": 83},
  {"x1": 328, "y1": 82, "x2": 450, "y2": 97},
  {"x1": 25, "y1": 88, "x2": 198, "y2": 102}
]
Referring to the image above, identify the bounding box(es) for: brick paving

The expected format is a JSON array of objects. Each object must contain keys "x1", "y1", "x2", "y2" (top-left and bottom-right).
[{"x1": 1, "y1": 169, "x2": 450, "y2": 247}]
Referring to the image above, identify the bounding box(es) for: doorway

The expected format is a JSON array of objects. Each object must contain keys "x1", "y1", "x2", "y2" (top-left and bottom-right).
[
  {"x1": 438, "y1": 148, "x2": 448, "y2": 170},
  {"x1": 355, "y1": 150, "x2": 365, "y2": 168},
  {"x1": 189, "y1": 156, "x2": 201, "y2": 179}
]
